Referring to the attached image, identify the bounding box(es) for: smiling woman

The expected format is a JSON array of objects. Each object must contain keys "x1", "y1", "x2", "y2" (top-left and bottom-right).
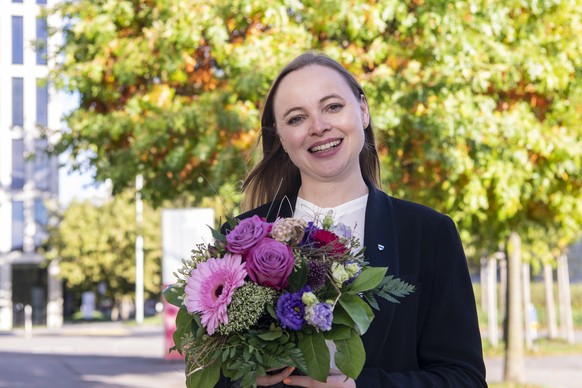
[{"x1": 215, "y1": 51, "x2": 487, "y2": 387}]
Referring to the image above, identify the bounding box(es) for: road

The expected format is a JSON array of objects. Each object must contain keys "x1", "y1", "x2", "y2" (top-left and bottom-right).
[{"x1": 1, "y1": 321, "x2": 581, "y2": 387}]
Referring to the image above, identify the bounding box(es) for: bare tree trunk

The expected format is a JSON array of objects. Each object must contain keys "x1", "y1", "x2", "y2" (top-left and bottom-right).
[
  {"x1": 481, "y1": 255, "x2": 488, "y2": 313},
  {"x1": 488, "y1": 256, "x2": 499, "y2": 347},
  {"x1": 499, "y1": 256, "x2": 507, "y2": 341},
  {"x1": 557, "y1": 254, "x2": 575, "y2": 343},
  {"x1": 544, "y1": 262, "x2": 558, "y2": 339},
  {"x1": 522, "y1": 262, "x2": 533, "y2": 350},
  {"x1": 503, "y1": 232, "x2": 525, "y2": 383}
]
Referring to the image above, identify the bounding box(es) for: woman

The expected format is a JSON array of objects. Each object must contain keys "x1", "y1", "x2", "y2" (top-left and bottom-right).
[{"x1": 220, "y1": 52, "x2": 487, "y2": 387}]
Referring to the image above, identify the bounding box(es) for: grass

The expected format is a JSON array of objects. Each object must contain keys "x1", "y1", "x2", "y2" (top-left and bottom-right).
[
  {"x1": 474, "y1": 282, "x2": 582, "y2": 358},
  {"x1": 482, "y1": 337, "x2": 582, "y2": 358}
]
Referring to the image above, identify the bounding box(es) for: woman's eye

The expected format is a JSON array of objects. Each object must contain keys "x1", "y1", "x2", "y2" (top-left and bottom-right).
[
  {"x1": 328, "y1": 103, "x2": 343, "y2": 112},
  {"x1": 287, "y1": 116, "x2": 304, "y2": 126}
]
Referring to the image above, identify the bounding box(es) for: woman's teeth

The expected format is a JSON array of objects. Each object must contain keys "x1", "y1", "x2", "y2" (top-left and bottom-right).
[{"x1": 309, "y1": 140, "x2": 341, "y2": 153}]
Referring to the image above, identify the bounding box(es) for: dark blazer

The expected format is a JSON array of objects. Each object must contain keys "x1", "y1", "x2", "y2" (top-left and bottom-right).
[{"x1": 218, "y1": 182, "x2": 487, "y2": 387}]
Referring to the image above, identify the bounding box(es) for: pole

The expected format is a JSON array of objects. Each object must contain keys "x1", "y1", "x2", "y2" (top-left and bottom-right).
[{"x1": 135, "y1": 174, "x2": 144, "y2": 325}]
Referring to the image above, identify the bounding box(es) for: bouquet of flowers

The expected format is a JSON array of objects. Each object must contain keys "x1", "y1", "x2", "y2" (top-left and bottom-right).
[{"x1": 163, "y1": 212, "x2": 414, "y2": 388}]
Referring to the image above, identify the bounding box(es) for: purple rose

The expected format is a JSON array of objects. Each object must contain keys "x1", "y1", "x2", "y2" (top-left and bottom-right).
[
  {"x1": 226, "y1": 215, "x2": 271, "y2": 255},
  {"x1": 246, "y1": 237, "x2": 294, "y2": 290}
]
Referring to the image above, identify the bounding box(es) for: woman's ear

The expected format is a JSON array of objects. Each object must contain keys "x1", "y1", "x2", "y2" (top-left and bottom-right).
[{"x1": 360, "y1": 94, "x2": 370, "y2": 128}]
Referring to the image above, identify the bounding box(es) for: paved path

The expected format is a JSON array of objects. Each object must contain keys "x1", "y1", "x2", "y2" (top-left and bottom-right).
[
  {"x1": 0, "y1": 322, "x2": 184, "y2": 388},
  {"x1": 1, "y1": 321, "x2": 581, "y2": 387}
]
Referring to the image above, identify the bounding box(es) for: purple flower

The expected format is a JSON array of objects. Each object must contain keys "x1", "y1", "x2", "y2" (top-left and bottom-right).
[
  {"x1": 331, "y1": 223, "x2": 352, "y2": 239},
  {"x1": 306, "y1": 302, "x2": 333, "y2": 331},
  {"x1": 301, "y1": 222, "x2": 320, "y2": 246},
  {"x1": 307, "y1": 261, "x2": 327, "y2": 290},
  {"x1": 226, "y1": 215, "x2": 271, "y2": 255},
  {"x1": 246, "y1": 237, "x2": 294, "y2": 290},
  {"x1": 276, "y1": 288, "x2": 309, "y2": 330}
]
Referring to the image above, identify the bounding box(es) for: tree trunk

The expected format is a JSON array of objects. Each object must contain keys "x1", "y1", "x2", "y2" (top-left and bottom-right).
[
  {"x1": 522, "y1": 262, "x2": 533, "y2": 350},
  {"x1": 543, "y1": 263, "x2": 558, "y2": 339},
  {"x1": 481, "y1": 255, "x2": 488, "y2": 313},
  {"x1": 503, "y1": 231, "x2": 525, "y2": 383},
  {"x1": 557, "y1": 254, "x2": 575, "y2": 343},
  {"x1": 499, "y1": 256, "x2": 507, "y2": 341},
  {"x1": 487, "y1": 256, "x2": 499, "y2": 347}
]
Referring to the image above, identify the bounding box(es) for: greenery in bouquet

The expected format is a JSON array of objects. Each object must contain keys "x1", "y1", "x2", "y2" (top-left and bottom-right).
[{"x1": 163, "y1": 212, "x2": 415, "y2": 388}]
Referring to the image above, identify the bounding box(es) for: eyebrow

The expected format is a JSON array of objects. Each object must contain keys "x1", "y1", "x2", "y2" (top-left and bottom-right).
[{"x1": 281, "y1": 93, "x2": 345, "y2": 119}]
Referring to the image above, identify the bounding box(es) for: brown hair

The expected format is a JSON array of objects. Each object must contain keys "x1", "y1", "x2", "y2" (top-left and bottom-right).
[{"x1": 241, "y1": 51, "x2": 381, "y2": 211}]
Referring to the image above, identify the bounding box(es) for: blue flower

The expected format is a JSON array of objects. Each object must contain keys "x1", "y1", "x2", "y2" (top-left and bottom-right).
[
  {"x1": 300, "y1": 222, "x2": 320, "y2": 246},
  {"x1": 276, "y1": 286, "x2": 310, "y2": 330}
]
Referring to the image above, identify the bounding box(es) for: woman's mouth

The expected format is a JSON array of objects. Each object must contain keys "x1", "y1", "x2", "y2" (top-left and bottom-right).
[{"x1": 309, "y1": 139, "x2": 342, "y2": 153}]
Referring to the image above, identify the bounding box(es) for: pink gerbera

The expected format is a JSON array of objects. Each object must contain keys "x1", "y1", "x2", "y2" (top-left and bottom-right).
[{"x1": 184, "y1": 253, "x2": 247, "y2": 335}]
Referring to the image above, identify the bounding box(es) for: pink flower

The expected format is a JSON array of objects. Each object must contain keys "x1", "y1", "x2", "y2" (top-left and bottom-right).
[
  {"x1": 184, "y1": 253, "x2": 247, "y2": 335},
  {"x1": 246, "y1": 237, "x2": 294, "y2": 290},
  {"x1": 226, "y1": 215, "x2": 271, "y2": 255}
]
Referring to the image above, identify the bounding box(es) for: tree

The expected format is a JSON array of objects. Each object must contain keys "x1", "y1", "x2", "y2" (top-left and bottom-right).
[
  {"x1": 44, "y1": 191, "x2": 162, "y2": 313},
  {"x1": 48, "y1": 0, "x2": 582, "y2": 246},
  {"x1": 48, "y1": 1, "x2": 582, "y2": 376}
]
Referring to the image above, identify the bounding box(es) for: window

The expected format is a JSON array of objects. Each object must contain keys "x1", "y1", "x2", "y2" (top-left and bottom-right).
[
  {"x1": 12, "y1": 139, "x2": 25, "y2": 190},
  {"x1": 13, "y1": 77, "x2": 24, "y2": 126},
  {"x1": 37, "y1": 80, "x2": 48, "y2": 127},
  {"x1": 12, "y1": 16, "x2": 24, "y2": 65},
  {"x1": 36, "y1": 17, "x2": 48, "y2": 65},
  {"x1": 12, "y1": 201, "x2": 25, "y2": 251},
  {"x1": 37, "y1": 0, "x2": 48, "y2": 4},
  {"x1": 34, "y1": 138, "x2": 51, "y2": 191},
  {"x1": 34, "y1": 198, "x2": 48, "y2": 225},
  {"x1": 13, "y1": 0, "x2": 24, "y2": 4}
]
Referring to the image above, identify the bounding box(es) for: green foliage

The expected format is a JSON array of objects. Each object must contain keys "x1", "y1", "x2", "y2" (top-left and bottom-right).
[
  {"x1": 48, "y1": 0, "x2": 582, "y2": 265},
  {"x1": 44, "y1": 191, "x2": 161, "y2": 301}
]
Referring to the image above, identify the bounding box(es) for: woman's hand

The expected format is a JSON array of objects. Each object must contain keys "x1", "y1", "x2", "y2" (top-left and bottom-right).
[
  {"x1": 256, "y1": 366, "x2": 296, "y2": 386},
  {"x1": 282, "y1": 374, "x2": 356, "y2": 388}
]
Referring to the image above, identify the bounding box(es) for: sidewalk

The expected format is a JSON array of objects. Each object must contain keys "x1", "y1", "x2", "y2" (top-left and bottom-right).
[
  {"x1": 0, "y1": 321, "x2": 185, "y2": 388},
  {"x1": 484, "y1": 330, "x2": 582, "y2": 388},
  {"x1": 1, "y1": 321, "x2": 581, "y2": 387}
]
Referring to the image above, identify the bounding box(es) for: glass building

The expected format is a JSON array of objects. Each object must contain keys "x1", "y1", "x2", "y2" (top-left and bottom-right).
[{"x1": 0, "y1": 0, "x2": 62, "y2": 330}]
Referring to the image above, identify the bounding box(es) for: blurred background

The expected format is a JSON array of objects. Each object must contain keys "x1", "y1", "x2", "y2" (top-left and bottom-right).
[{"x1": 1, "y1": 0, "x2": 581, "y2": 387}]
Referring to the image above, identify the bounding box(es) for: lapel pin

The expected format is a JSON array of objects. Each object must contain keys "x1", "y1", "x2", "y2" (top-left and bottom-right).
[{"x1": 378, "y1": 244, "x2": 385, "y2": 251}]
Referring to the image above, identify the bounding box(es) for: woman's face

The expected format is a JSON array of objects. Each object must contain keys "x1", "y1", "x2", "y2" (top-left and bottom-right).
[{"x1": 273, "y1": 65, "x2": 369, "y2": 186}]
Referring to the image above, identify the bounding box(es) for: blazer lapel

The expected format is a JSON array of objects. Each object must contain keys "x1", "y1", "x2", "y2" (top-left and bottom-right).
[{"x1": 363, "y1": 183, "x2": 400, "y2": 275}]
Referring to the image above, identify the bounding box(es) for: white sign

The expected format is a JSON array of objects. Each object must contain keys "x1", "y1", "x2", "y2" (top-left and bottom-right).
[{"x1": 161, "y1": 208, "x2": 215, "y2": 285}]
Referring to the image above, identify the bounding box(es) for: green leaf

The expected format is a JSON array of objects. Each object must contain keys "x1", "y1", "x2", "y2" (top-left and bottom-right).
[
  {"x1": 163, "y1": 284, "x2": 184, "y2": 308},
  {"x1": 287, "y1": 261, "x2": 309, "y2": 293},
  {"x1": 332, "y1": 304, "x2": 355, "y2": 327},
  {"x1": 173, "y1": 308, "x2": 193, "y2": 354},
  {"x1": 338, "y1": 294, "x2": 375, "y2": 335},
  {"x1": 346, "y1": 267, "x2": 387, "y2": 293},
  {"x1": 297, "y1": 331, "x2": 330, "y2": 382},
  {"x1": 377, "y1": 276, "x2": 416, "y2": 303},
  {"x1": 186, "y1": 359, "x2": 221, "y2": 388},
  {"x1": 257, "y1": 327, "x2": 283, "y2": 341},
  {"x1": 334, "y1": 330, "x2": 365, "y2": 380},
  {"x1": 323, "y1": 325, "x2": 351, "y2": 341}
]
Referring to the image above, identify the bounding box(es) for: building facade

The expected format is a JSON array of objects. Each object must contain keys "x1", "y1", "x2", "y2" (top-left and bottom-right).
[{"x1": 0, "y1": 0, "x2": 62, "y2": 330}]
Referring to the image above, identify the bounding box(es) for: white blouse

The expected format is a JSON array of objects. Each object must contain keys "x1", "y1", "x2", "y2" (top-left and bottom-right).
[{"x1": 293, "y1": 194, "x2": 368, "y2": 244}]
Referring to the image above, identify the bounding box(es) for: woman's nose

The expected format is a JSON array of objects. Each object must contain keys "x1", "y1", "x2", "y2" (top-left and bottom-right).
[{"x1": 310, "y1": 114, "x2": 331, "y2": 136}]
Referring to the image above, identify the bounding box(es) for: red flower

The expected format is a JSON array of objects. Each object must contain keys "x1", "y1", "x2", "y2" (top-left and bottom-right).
[{"x1": 312, "y1": 229, "x2": 348, "y2": 255}]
